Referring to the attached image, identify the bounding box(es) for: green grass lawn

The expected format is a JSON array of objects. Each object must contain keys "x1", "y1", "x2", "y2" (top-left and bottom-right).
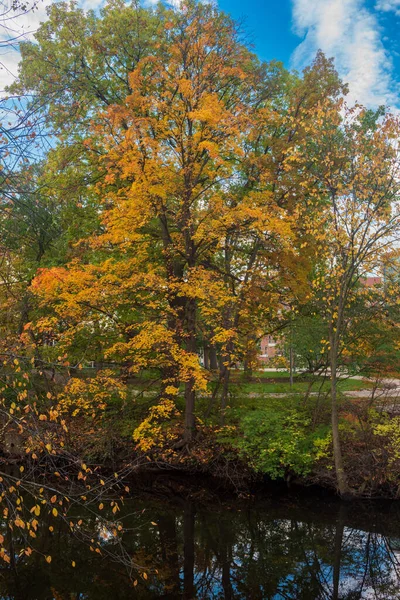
[
  {"x1": 123, "y1": 371, "x2": 374, "y2": 404},
  {"x1": 232, "y1": 377, "x2": 373, "y2": 395},
  {"x1": 105, "y1": 370, "x2": 375, "y2": 436},
  {"x1": 231, "y1": 370, "x2": 292, "y2": 380}
]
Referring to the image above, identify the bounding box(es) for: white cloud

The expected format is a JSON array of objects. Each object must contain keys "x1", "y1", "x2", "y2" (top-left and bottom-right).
[
  {"x1": 0, "y1": 0, "x2": 52, "y2": 92},
  {"x1": 291, "y1": 0, "x2": 400, "y2": 109},
  {"x1": 375, "y1": 0, "x2": 400, "y2": 15},
  {"x1": 80, "y1": 0, "x2": 105, "y2": 10},
  {"x1": 143, "y1": 0, "x2": 186, "y2": 8},
  {"x1": 0, "y1": 0, "x2": 105, "y2": 93}
]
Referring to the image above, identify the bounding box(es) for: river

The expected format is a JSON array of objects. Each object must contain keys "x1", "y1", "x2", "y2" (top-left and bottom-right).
[{"x1": 2, "y1": 475, "x2": 400, "y2": 599}]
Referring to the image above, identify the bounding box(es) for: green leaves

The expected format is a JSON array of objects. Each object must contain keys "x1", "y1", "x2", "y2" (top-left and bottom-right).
[{"x1": 234, "y1": 401, "x2": 331, "y2": 479}]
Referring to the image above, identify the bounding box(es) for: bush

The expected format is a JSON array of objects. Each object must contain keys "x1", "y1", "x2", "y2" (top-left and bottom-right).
[{"x1": 234, "y1": 404, "x2": 330, "y2": 479}]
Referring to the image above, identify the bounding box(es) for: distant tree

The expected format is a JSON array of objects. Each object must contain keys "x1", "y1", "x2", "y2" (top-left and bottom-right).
[{"x1": 283, "y1": 314, "x2": 328, "y2": 374}]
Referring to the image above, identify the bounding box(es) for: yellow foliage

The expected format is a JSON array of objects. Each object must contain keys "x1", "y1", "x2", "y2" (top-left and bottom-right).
[
  {"x1": 57, "y1": 370, "x2": 127, "y2": 418},
  {"x1": 133, "y1": 399, "x2": 180, "y2": 452}
]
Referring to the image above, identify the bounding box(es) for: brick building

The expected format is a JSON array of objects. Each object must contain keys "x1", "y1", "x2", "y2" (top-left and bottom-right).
[{"x1": 259, "y1": 335, "x2": 279, "y2": 362}]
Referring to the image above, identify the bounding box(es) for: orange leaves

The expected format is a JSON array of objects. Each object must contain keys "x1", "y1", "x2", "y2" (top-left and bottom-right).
[
  {"x1": 31, "y1": 267, "x2": 69, "y2": 297},
  {"x1": 189, "y1": 92, "x2": 228, "y2": 128},
  {"x1": 177, "y1": 77, "x2": 192, "y2": 98},
  {"x1": 14, "y1": 518, "x2": 25, "y2": 529}
]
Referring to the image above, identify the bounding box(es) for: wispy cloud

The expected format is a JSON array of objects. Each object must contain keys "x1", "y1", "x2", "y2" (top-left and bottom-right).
[
  {"x1": 375, "y1": 0, "x2": 400, "y2": 15},
  {"x1": 291, "y1": 0, "x2": 400, "y2": 109}
]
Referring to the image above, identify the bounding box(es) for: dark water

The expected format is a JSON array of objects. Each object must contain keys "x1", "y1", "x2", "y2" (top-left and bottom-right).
[{"x1": 2, "y1": 476, "x2": 400, "y2": 599}]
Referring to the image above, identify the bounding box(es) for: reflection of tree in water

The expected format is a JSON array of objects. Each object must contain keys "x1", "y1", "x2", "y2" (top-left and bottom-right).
[
  {"x1": 194, "y1": 510, "x2": 400, "y2": 599},
  {"x1": 0, "y1": 489, "x2": 399, "y2": 599}
]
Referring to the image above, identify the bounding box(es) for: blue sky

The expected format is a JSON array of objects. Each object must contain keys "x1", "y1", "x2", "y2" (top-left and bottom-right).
[
  {"x1": 217, "y1": 0, "x2": 400, "y2": 110},
  {"x1": 218, "y1": 0, "x2": 298, "y2": 65},
  {"x1": 2, "y1": 0, "x2": 400, "y2": 110}
]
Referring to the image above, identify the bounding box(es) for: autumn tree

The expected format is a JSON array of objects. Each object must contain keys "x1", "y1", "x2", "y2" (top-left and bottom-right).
[
  {"x1": 299, "y1": 105, "x2": 400, "y2": 496},
  {"x1": 32, "y1": 0, "x2": 269, "y2": 441},
  {"x1": 23, "y1": 1, "x2": 347, "y2": 447},
  {"x1": 209, "y1": 51, "x2": 346, "y2": 406}
]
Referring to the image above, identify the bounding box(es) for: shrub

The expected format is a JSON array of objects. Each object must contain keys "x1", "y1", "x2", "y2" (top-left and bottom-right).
[{"x1": 234, "y1": 405, "x2": 330, "y2": 479}]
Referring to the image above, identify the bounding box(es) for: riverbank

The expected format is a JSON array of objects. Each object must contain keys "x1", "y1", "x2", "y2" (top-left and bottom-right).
[
  {"x1": 2, "y1": 369, "x2": 400, "y2": 501},
  {"x1": 37, "y1": 400, "x2": 400, "y2": 500}
]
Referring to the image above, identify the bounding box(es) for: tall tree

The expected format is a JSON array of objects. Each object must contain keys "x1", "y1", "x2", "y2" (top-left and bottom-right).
[
  {"x1": 301, "y1": 105, "x2": 400, "y2": 495},
  {"x1": 24, "y1": 5, "x2": 346, "y2": 443}
]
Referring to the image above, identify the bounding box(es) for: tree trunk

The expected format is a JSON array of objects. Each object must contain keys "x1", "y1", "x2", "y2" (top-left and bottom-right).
[
  {"x1": 220, "y1": 358, "x2": 230, "y2": 425},
  {"x1": 209, "y1": 345, "x2": 218, "y2": 370},
  {"x1": 289, "y1": 346, "x2": 294, "y2": 389},
  {"x1": 243, "y1": 358, "x2": 252, "y2": 381},
  {"x1": 220, "y1": 340, "x2": 233, "y2": 424},
  {"x1": 184, "y1": 297, "x2": 197, "y2": 442},
  {"x1": 330, "y1": 333, "x2": 351, "y2": 497},
  {"x1": 203, "y1": 344, "x2": 210, "y2": 370},
  {"x1": 184, "y1": 383, "x2": 196, "y2": 441}
]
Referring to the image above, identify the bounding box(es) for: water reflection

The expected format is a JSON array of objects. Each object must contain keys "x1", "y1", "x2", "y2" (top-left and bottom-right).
[{"x1": 0, "y1": 480, "x2": 400, "y2": 599}]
